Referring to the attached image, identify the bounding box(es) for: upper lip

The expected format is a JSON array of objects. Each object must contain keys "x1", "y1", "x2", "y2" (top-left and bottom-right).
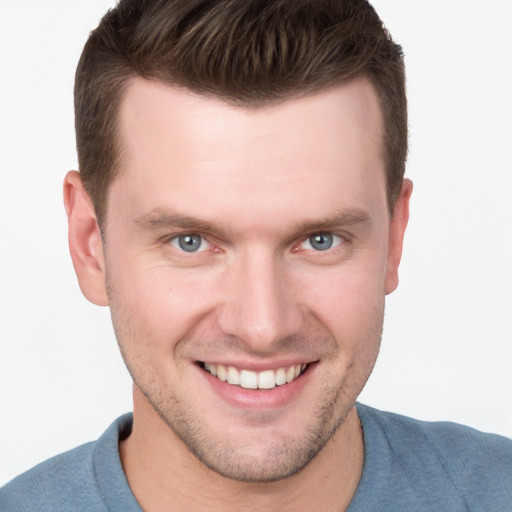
[{"x1": 196, "y1": 359, "x2": 316, "y2": 372}]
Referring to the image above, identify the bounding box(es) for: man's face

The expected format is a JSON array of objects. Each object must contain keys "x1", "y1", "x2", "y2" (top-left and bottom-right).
[{"x1": 102, "y1": 78, "x2": 402, "y2": 482}]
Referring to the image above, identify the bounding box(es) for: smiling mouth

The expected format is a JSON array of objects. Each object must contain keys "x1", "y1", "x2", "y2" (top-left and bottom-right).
[{"x1": 199, "y1": 362, "x2": 309, "y2": 390}]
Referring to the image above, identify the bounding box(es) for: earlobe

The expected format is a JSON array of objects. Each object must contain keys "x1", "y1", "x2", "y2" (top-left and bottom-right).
[
  {"x1": 63, "y1": 171, "x2": 109, "y2": 306},
  {"x1": 385, "y1": 179, "x2": 413, "y2": 295}
]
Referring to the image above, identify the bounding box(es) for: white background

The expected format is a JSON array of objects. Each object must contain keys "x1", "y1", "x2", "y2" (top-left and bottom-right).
[{"x1": 1, "y1": 0, "x2": 511, "y2": 486}]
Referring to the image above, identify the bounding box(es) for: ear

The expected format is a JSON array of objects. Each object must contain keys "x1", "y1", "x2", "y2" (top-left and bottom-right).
[
  {"x1": 385, "y1": 179, "x2": 413, "y2": 295},
  {"x1": 63, "y1": 171, "x2": 108, "y2": 306}
]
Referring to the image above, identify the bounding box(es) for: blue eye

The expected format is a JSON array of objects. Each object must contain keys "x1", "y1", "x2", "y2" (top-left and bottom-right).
[
  {"x1": 170, "y1": 234, "x2": 209, "y2": 253},
  {"x1": 302, "y1": 233, "x2": 342, "y2": 251}
]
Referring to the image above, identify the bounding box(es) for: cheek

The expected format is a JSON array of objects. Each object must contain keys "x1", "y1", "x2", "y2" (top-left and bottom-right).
[
  {"x1": 106, "y1": 260, "x2": 219, "y2": 348},
  {"x1": 302, "y1": 261, "x2": 386, "y2": 325},
  {"x1": 296, "y1": 265, "x2": 385, "y2": 409},
  {"x1": 326, "y1": 284, "x2": 384, "y2": 355}
]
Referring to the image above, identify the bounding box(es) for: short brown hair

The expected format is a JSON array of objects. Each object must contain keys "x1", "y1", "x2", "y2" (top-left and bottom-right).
[{"x1": 75, "y1": 0, "x2": 407, "y2": 224}]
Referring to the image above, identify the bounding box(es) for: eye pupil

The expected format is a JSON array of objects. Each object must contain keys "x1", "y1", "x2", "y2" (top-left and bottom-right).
[
  {"x1": 178, "y1": 234, "x2": 202, "y2": 252},
  {"x1": 309, "y1": 233, "x2": 333, "y2": 251}
]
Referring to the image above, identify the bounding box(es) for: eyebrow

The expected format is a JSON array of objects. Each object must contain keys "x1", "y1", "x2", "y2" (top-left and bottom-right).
[
  {"x1": 133, "y1": 208, "x2": 230, "y2": 237},
  {"x1": 133, "y1": 206, "x2": 372, "y2": 238},
  {"x1": 292, "y1": 208, "x2": 372, "y2": 235}
]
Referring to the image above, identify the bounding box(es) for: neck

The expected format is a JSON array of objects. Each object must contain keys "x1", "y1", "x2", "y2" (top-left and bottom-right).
[{"x1": 120, "y1": 389, "x2": 364, "y2": 512}]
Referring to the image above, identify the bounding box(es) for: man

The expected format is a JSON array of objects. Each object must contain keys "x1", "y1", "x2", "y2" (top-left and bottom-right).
[{"x1": 1, "y1": 0, "x2": 510, "y2": 510}]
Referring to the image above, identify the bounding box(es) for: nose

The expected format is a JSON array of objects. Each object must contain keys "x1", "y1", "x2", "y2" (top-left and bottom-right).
[{"x1": 216, "y1": 248, "x2": 304, "y2": 352}]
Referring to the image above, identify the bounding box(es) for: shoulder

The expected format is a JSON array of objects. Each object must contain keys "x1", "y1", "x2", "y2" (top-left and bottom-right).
[
  {"x1": 0, "y1": 441, "x2": 105, "y2": 512},
  {"x1": 0, "y1": 414, "x2": 135, "y2": 512},
  {"x1": 354, "y1": 403, "x2": 512, "y2": 511},
  {"x1": 357, "y1": 403, "x2": 512, "y2": 467}
]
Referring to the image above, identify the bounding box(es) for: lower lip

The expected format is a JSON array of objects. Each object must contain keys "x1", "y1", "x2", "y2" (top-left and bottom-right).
[{"x1": 196, "y1": 363, "x2": 316, "y2": 410}]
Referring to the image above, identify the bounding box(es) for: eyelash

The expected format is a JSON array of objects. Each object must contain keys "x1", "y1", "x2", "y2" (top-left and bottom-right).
[
  {"x1": 167, "y1": 234, "x2": 213, "y2": 253},
  {"x1": 164, "y1": 231, "x2": 347, "y2": 256},
  {"x1": 297, "y1": 232, "x2": 345, "y2": 252}
]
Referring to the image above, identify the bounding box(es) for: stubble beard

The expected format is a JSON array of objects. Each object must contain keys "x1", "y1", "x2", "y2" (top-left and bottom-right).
[
  {"x1": 135, "y1": 361, "x2": 362, "y2": 483},
  {"x1": 116, "y1": 334, "x2": 380, "y2": 483},
  {"x1": 108, "y1": 289, "x2": 383, "y2": 483}
]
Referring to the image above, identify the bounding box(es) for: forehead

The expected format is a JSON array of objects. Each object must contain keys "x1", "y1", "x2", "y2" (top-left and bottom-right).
[
  {"x1": 112, "y1": 78, "x2": 387, "y2": 230},
  {"x1": 118, "y1": 77, "x2": 384, "y2": 164}
]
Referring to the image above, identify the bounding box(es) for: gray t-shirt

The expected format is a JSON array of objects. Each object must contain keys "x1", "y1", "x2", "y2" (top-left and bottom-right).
[{"x1": 2, "y1": 403, "x2": 511, "y2": 511}]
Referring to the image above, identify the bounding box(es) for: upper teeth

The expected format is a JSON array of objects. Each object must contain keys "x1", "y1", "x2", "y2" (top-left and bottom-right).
[{"x1": 203, "y1": 362, "x2": 307, "y2": 389}]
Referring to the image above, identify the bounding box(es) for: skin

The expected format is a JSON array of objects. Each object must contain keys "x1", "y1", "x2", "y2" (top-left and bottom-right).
[{"x1": 64, "y1": 77, "x2": 412, "y2": 511}]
